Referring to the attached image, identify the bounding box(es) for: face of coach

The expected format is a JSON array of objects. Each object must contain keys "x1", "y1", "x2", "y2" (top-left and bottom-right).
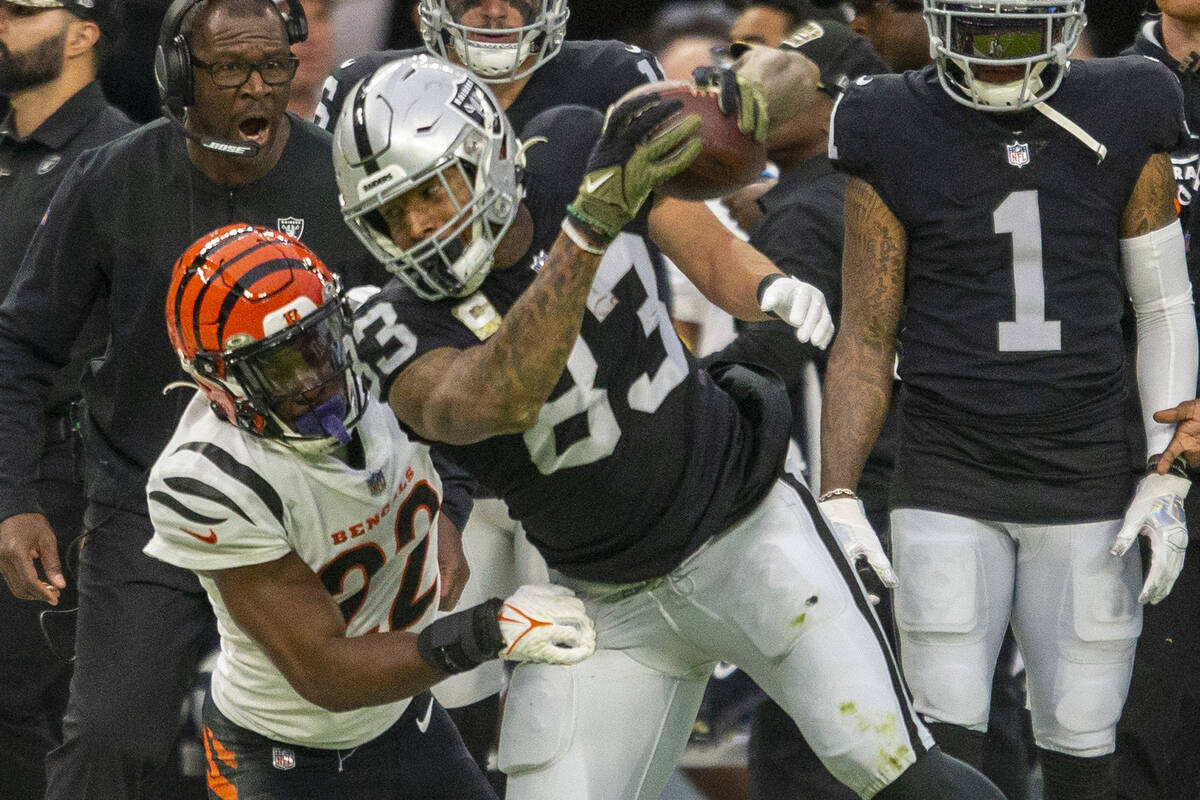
[{"x1": 184, "y1": 0, "x2": 294, "y2": 185}]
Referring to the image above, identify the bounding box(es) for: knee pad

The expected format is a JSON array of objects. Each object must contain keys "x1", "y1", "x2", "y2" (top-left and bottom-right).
[
  {"x1": 1035, "y1": 667, "x2": 1130, "y2": 756},
  {"x1": 496, "y1": 663, "x2": 574, "y2": 773},
  {"x1": 1031, "y1": 543, "x2": 1140, "y2": 755}
]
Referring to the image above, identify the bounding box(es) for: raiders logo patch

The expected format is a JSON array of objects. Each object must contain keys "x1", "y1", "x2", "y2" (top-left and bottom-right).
[
  {"x1": 451, "y1": 293, "x2": 501, "y2": 341},
  {"x1": 277, "y1": 217, "x2": 305, "y2": 238}
]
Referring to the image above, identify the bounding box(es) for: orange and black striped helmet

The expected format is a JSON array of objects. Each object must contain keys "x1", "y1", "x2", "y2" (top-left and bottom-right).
[{"x1": 166, "y1": 224, "x2": 366, "y2": 452}]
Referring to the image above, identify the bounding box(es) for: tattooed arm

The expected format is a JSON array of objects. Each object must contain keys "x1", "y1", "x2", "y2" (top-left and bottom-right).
[
  {"x1": 1121, "y1": 152, "x2": 1181, "y2": 237},
  {"x1": 389, "y1": 229, "x2": 604, "y2": 446},
  {"x1": 819, "y1": 177, "x2": 907, "y2": 493}
]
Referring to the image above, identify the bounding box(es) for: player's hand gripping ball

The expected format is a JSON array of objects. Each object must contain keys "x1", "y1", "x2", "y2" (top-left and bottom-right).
[{"x1": 616, "y1": 72, "x2": 768, "y2": 202}]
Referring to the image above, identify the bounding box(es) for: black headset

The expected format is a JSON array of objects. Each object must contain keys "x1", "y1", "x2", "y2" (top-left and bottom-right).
[{"x1": 153, "y1": 0, "x2": 308, "y2": 156}]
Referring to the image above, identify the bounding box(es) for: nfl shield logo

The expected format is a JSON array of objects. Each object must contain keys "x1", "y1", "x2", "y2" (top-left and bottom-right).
[
  {"x1": 277, "y1": 217, "x2": 305, "y2": 238},
  {"x1": 1005, "y1": 141, "x2": 1030, "y2": 168},
  {"x1": 271, "y1": 747, "x2": 295, "y2": 770},
  {"x1": 367, "y1": 470, "x2": 387, "y2": 495}
]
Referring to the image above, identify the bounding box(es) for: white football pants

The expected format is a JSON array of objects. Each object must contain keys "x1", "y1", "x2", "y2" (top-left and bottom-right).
[
  {"x1": 431, "y1": 498, "x2": 549, "y2": 709},
  {"x1": 498, "y1": 477, "x2": 935, "y2": 800},
  {"x1": 890, "y1": 508, "x2": 1142, "y2": 757}
]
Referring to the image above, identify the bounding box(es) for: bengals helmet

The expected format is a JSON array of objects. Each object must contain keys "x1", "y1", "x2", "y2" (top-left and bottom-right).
[{"x1": 166, "y1": 224, "x2": 367, "y2": 454}]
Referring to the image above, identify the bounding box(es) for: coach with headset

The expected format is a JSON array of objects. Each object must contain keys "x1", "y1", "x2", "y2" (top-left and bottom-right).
[{"x1": 0, "y1": 0, "x2": 382, "y2": 796}]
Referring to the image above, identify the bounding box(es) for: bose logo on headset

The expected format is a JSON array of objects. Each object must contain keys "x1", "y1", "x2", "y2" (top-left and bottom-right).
[{"x1": 153, "y1": 0, "x2": 308, "y2": 157}]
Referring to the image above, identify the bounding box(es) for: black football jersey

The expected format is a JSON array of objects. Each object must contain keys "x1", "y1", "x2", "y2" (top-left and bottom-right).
[
  {"x1": 830, "y1": 59, "x2": 1187, "y2": 521},
  {"x1": 316, "y1": 40, "x2": 663, "y2": 135},
  {"x1": 352, "y1": 106, "x2": 773, "y2": 583}
]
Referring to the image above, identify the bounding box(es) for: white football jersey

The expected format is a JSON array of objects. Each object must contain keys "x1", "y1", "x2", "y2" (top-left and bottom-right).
[{"x1": 145, "y1": 391, "x2": 442, "y2": 749}]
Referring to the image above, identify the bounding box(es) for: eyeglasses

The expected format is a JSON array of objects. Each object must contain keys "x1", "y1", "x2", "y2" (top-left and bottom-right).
[{"x1": 191, "y1": 55, "x2": 300, "y2": 88}]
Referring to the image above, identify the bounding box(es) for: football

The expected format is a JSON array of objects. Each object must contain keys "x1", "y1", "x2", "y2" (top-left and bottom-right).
[{"x1": 615, "y1": 79, "x2": 767, "y2": 202}]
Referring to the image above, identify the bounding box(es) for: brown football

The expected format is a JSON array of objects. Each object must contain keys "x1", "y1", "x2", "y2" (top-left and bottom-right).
[{"x1": 616, "y1": 80, "x2": 767, "y2": 202}]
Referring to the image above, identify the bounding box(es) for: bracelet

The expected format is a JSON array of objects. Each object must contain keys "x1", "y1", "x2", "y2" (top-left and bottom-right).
[
  {"x1": 756, "y1": 273, "x2": 786, "y2": 307},
  {"x1": 560, "y1": 215, "x2": 610, "y2": 255},
  {"x1": 1148, "y1": 454, "x2": 1190, "y2": 480},
  {"x1": 818, "y1": 487, "x2": 858, "y2": 503}
]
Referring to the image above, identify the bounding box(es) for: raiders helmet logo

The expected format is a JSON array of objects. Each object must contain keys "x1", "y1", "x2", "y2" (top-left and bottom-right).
[{"x1": 277, "y1": 217, "x2": 305, "y2": 238}]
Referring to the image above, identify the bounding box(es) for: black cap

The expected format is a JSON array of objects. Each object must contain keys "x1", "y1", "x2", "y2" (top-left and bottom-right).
[
  {"x1": 731, "y1": 19, "x2": 888, "y2": 96},
  {"x1": 6, "y1": 0, "x2": 123, "y2": 40}
]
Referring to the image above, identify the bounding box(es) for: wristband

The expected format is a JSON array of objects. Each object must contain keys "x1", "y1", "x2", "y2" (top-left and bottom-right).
[
  {"x1": 818, "y1": 487, "x2": 858, "y2": 503},
  {"x1": 416, "y1": 597, "x2": 505, "y2": 674},
  {"x1": 561, "y1": 216, "x2": 609, "y2": 256},
  {"x1": 756, "y1": 273, "x2": 786, "y2": 308},
  {"x1": 1149, "y1": 455, "x2": 1190, "y2": 480}
]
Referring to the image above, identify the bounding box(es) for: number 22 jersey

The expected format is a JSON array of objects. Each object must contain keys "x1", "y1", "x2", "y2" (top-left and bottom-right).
[{"x1": 144, "y1": 393, "x2": 441, "y2": 749}]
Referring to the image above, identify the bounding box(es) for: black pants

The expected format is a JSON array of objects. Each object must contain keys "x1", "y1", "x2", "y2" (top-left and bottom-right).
[
  {"x1": 44, "y1": 505, "x2": 215, "y2": 800},
  {"x1": 202, "y1": 691, "x2": 498, "y2": 799},
  {"x1": 1114, "y1": 487, "x2": 1200, "y2": 800},
  {"x1": 0, "y1": 437, "x2": 85, "y2": 800}
]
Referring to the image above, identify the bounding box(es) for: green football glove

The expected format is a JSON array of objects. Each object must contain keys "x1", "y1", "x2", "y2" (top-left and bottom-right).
[
  {"x1": 568, "y1": 93, "x2": 702, "y2": 241},
  {"x1": 692, "y1": 65, "x2": 769, "y2": 143}
]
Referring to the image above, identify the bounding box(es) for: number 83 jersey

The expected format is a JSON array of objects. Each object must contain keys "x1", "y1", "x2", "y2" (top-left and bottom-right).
[
  {"x1": 830, "y1": 58, "x2": 1189, "y2": 521},
  {"x1": 352, "y1": 106, "x2": 763, "y2": 585}
]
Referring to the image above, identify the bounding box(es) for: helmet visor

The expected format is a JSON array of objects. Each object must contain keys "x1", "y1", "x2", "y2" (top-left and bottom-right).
[
  {"x1": 953, "y1": 18, "x2": 1046, "y2": 59},
  {"x1": 230, "y1": 301, "x2": 353, "y2": 419}
]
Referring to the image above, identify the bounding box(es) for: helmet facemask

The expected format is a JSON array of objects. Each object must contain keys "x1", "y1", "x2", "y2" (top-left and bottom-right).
[
  {"x1": 335, "y1": 56, "x2": 524, "y2": 302},
  {"x1": 417, "y1": 0, "x2": 570, "y2": 83},
  {"x1": 924, "y1": 0, "x2": 1086, "y2": 111}
]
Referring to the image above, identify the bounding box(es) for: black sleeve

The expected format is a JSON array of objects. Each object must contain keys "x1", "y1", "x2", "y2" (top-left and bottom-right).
[
  {"x1": 520, "y1": 105, "x2": 604, "y2": 248},
  {"x1": 0, "y1": 153, "x2": 107, "y2": 520},
  {"x1": 431, "y1": 447, "x2": 477, "y2": 531}
]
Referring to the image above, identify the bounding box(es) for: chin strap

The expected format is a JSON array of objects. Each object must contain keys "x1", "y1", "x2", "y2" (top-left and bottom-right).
[{"x1": 1033, "y1": 101, "x2": 1107, "y2": 163}]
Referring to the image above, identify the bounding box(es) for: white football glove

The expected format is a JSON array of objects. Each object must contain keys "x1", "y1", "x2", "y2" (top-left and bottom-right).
[
  {"x1": 819, "y1": 496, "x2": 899, "y2": 589},
  {"x1": 1110, "y1": 472, "x2": 1190, "y2": 605},
  {"x1": 759, "y1": 276, "x2": 835, "y2": 350},
  {"x1": 497, "y1": 584, "x2": 596, "y2": 665}
]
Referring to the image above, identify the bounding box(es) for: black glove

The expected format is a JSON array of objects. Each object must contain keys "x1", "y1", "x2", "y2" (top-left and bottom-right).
[
  {"x1": 567, "y1": 92, "x2": 702, "y2": 240},
  {"x1": 692, "y1": 65, "x2": 769, "y2": 142}
]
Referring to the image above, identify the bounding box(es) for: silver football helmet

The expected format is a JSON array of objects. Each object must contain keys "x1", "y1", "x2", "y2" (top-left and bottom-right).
[
  {"x1": 924, "y1": 0, "x2": 1086, "y2": 111},
  {"x1": 418, "y1": 0, "x2": 570, "y2": 83},
  {"x1": 332, "y1": 55, "x2": 524, "y2": 301}
]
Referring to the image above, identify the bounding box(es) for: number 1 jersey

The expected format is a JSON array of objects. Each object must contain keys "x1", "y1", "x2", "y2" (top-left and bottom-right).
[{"x1": 830, "y1": 58, "x2": 1188, "y2": 521}]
